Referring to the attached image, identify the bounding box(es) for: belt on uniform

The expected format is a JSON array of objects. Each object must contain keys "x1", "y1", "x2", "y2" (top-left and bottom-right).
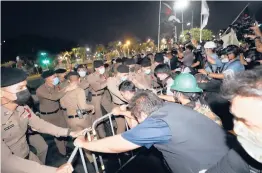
[
  {"x1": 153, "y1": 86, "x2": 162, "y2": 89},
  {"x1": 60, "y1": 108, "x2": 67, "y2": 111},
  {"x1": 114, "y1": 103, "x2": 125, "y2": 106},
  {"x1": 92, "y1": 92, "x2": 104, "y2": 97},
  {"x1": 24, "y1": 154, "x2": 29, "y2": 160},
  {"x1": 68, "y1": 115, "x2": 79, "y2": 119},
  {"x1": 39, "y1": 108, "x2": 60, "y2": 115}
]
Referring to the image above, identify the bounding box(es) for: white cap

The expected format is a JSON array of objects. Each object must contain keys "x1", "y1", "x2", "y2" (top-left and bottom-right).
[{"x1": 204, "y1": 41, "x2": 217, "y2": 49}]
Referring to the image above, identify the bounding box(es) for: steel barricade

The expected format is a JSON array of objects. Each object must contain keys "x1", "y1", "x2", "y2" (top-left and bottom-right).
[
  {"x1": 68, "y1": 113, "x2": 133, "y2": 173},
  {"x1": 91, "y1": 113, "x2": 132, "y2": 173}
]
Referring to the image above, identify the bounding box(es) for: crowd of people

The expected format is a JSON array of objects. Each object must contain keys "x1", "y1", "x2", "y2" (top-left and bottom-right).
[{"x1": 1, "y1": 23, "x2": 262, "y2": 173}]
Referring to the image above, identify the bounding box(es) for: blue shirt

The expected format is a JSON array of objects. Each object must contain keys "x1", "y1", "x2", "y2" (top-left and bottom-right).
[
  {"x1": 223, "y1": 58, "x2": 245, "y2": 77},
  {"x1": 205, "y1": 53, "x2": 223, "y2": 73},
  {"x1": 121, "y1": 117, "x2": 171, "y2": 149}
]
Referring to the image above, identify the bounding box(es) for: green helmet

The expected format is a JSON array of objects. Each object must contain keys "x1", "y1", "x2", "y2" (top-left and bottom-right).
[{"x1": 171, "y1": 73, "x2": 203, "y2": 93}]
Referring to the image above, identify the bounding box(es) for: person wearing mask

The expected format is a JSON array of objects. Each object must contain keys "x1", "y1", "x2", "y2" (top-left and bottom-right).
[
  {"x1": 55, "y1": 68, "x2": 68, "y2": 89},
  {"x1": 86, "y1": 60, "x2": 108, "y2": 138},
  {"x1": 131, "y1": 58, "x2": 154, "y2": 90},
  {"x1": 75, "y1": 64, "x2": 90, "y2": 98},
  {"x1": 199, "y1": 41, "x2": 223, "y2": 74},
  {"x1": 204, "y1": 69, "x2": 262, "y2": 173},
  {"x1": 60, "y1": 71, "x2": 95, "y2": 163},
  {"x1": 1, "y1": 67, "x2": 83, "y2": 173},
  {"x1": 199, "y1": 45, "x2": 245, "y2": 79},
  {"x1": 74, "y1": 90, "x2": 229, "y2": 173},
  {"x1": 107, "y1": 65, "x2": 130, "y2": 134},
  {"x1": 154, "y1": 64, "x2": 175, "y2": 96},
  {"x1": 36, "y1": 70, "x2": 77, "y2": 156}
]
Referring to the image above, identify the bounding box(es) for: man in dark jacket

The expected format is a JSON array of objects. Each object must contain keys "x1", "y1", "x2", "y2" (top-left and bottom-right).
[{"x1": 74, "y1": 90, "x2": 229, "y2": 173}]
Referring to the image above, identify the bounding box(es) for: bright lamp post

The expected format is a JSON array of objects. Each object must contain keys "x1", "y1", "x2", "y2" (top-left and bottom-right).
[
  {"x1": 174, "y1": 0, "x2": 189, "y2": 33},
  {"x1": 126, "y1": 40, "x2": 130, "y2": 57}
]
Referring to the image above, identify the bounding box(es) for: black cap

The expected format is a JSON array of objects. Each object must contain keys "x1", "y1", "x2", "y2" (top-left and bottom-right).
[
  {"x1": 93, "y1": 60, "x2": 104, "y2": 68},
  {"x1": 55, "y1": 68, "x2": 67, "y2": 74},
  {"x1": 116, "y1": 58, "x2": 123, "y2": 63},
  {"x1": 154, "y1": 53, "x2": 164, "y2": 63},
  {"x1": 65, "y1": 71, "x2": 80, "y2": 79},
  {"x1": 1, "y1": 67, "x2": 28, "y2": 87},
  {"x1": 117, "y1": 65, "x2": 129, "y2": 73},
  {"x1": 140, "y1": 58, "x2": 151, "y2": 67},
  {"x1": 41, "y1": 70, "x2": 55, "y2": 79},
  {"x1": 75, "y1": 64, "x2": 86, "y2": 71},
  {"x1": 124, "y1": 58, "x2": 135, "y2": 65}
]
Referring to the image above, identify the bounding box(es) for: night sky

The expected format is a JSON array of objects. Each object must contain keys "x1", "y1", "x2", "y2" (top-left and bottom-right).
[{"x1": 2, "y1": 1, "x2": 262, "y2": 45}]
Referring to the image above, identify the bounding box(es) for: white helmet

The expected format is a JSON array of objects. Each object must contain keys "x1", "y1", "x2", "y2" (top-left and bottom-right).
[{"x1": 204, "y1": 41, "x2": 217, "y2": 49}]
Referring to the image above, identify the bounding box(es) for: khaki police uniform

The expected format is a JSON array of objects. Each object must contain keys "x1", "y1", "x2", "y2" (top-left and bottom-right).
[
  {"x1": 58, "y1": 80, "x2": 69, "y2": 89},
  {"x1": 36, "y1": 84, "x2": 68, "y2": 155},
  {"x1": 79, "y1": 76, "x2": 90, "y2": 97},
  {"x1": 100, "y1": 71, "x2": 113, "y2": 113},
  {"x1": 28, "y1": 132, "x2": 48, "y2": 164},
  {"x1": 60, "y1": 87, "x2": 94, "y2": 131},
  {"x1": 132, "y1": 71, "x2": 153, "y2": 90},
  {"x1": 60, "y1": 87, "x2": 94, "y2": 162},
  {"x1": 86, "y1": 72, "x2": 107, "y2": 138},
  {"x1": 107, "y1": 77, "x2": 127, "y2": 134},
  {"x1": 1, "y1": 105, "x2": 69, "y2": 173}
]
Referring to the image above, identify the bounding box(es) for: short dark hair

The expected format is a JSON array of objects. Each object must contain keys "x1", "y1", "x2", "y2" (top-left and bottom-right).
[
  {"x1": 129, "y1": 90, "x2": 164, "y2": 119},
  {"x1": 119, "y1": 80, "x2": 136, "y2": 92},
  {"x1": 221, "y1": 69, "x2": 262, "y2": 100},
  {"x1": 185, "y1": 44, "x2": 194, "y2": 51},
  {"x1": 154, "y1": 64, "x2": 171, "y2": 75}
]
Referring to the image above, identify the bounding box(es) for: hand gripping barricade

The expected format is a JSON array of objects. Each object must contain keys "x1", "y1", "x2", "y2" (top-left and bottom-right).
[{"x1": 68, "y1": 113, "x2": 132, "y2": 173}]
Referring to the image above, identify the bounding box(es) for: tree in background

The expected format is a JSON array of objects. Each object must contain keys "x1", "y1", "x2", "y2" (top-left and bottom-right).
[{"x1": 180, "y1": 28, "x2": 213, "y2": 42}]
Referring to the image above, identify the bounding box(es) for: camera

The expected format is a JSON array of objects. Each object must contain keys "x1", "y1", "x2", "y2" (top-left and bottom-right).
[{"x1": 230, "y1": 16, "x2": 256, "y2": 41}]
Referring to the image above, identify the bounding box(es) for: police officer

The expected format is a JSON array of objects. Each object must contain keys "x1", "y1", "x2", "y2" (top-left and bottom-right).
[
  {"x1": 75, "y1": 64, "x2": 90, "y2": 97},
  {"x1": 86, "y1": 60, "x2": 108, "y2": 138},
  {"x1": 60, "y1": 71, "x2": 95, "y2": 131},
  {"x1": 107, "y1": 65, "x2": 129, "y2": 134},
  {"x1": 36, "y1": 70, "x2": 76, "y2": 156},
  {"x1": 60, "y1": 71, "x2": 95, "y2": 163},
  {"x1": 55, "y1": 68, "x2": 68, "y2": 89},
  {"x1": 1, "y1": 67, "x2": 82, "y2": 173},
  {"x1": 131, "y1": 58, "x2": 154, "y2": 90}
]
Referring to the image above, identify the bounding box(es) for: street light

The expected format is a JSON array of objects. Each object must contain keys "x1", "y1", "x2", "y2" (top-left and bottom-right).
[
  {"x1": 41, "y1": 52, "x2": 47, "y2": 56},
  {"x1": 174, "y1": 0, "x2": 189, "y2": 33},
  {"x1": 86, "y1": 47, "x2": 90, "y2": 52},
  {"x1": 126, "y1": 40, "x2": 130, "y2": 56},
  {"x1": 118, "y1": 41, "x2": 122, "y2": 45},
  {"x1": 42, "y1": 59, "x2": 50, "y2": 69},
  {"x1": 187, "y1": 22, "x2": 191, "y2": 26}
]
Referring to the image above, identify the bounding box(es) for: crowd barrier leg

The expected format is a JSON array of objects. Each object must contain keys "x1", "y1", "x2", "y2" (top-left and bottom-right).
[
  {"x1": 79, "y1": 148, "x2": 88, "y2": 173},
  {"x1": 67, "y1": 146, "x2": 89, "y2": 173}
]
